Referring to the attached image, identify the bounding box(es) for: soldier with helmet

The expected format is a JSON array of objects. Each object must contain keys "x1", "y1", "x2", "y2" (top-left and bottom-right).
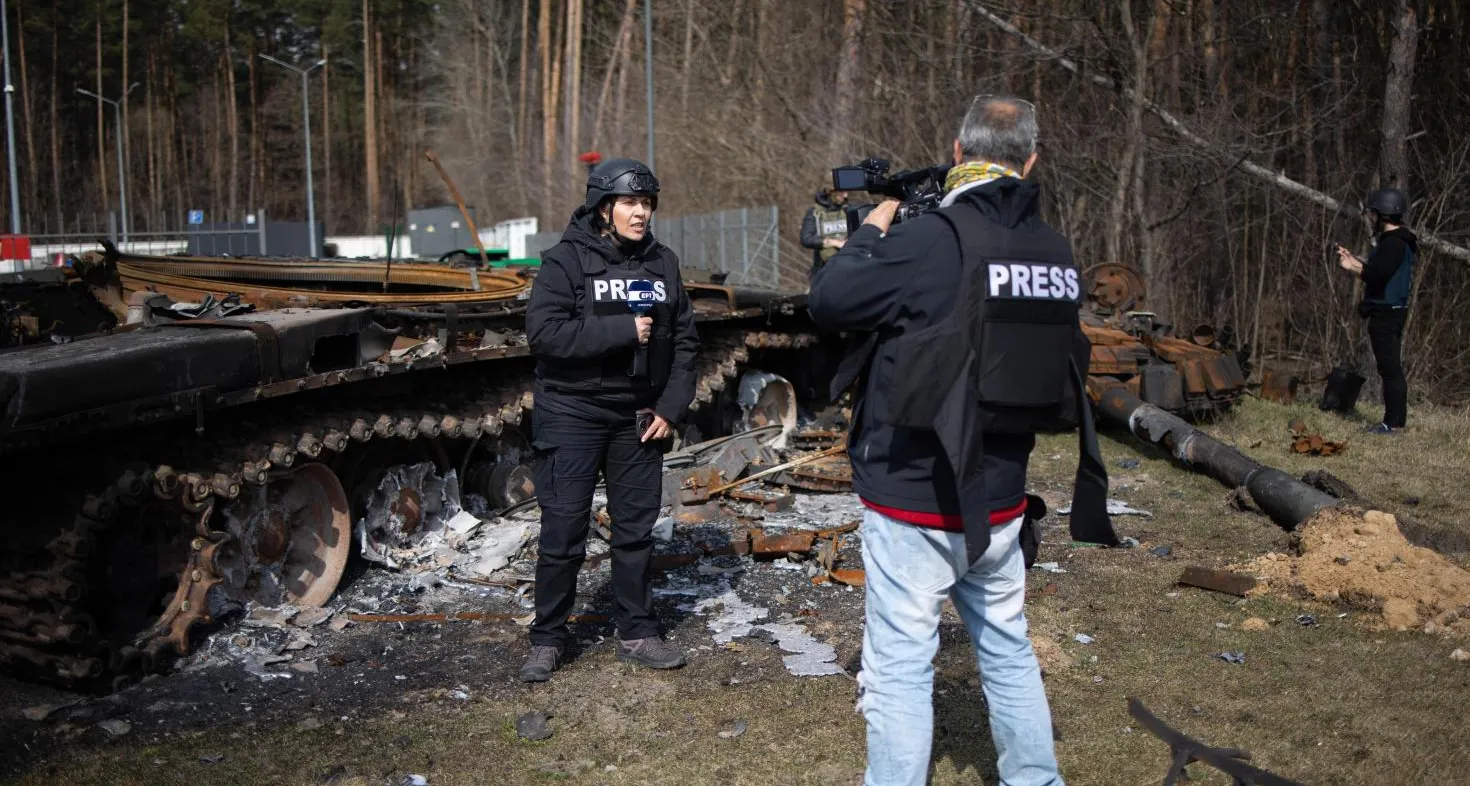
[
  {"x1": 520, "y1": 158, "x2": 699, "y2": 681},
  {"x1": 800, "y1": 187, "x2": 851, "y2": 277},
  {"x1": 1336, "y1": 187, "x2": 1417, "y2": 433}
]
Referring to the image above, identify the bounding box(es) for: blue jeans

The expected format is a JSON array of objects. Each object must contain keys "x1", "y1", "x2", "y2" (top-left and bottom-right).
[{"x1": 858, "y1": 508, "x2": 1063, "y2": 786}]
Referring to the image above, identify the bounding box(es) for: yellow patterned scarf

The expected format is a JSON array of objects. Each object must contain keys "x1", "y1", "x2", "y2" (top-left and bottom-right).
[{"x1": 944, "y1": 160, "x2": 1022, "y2": 193}]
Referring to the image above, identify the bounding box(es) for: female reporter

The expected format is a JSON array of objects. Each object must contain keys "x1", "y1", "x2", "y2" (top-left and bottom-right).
[{"x1": 519, "y1": 159, "x2": 698, "y2": 682}]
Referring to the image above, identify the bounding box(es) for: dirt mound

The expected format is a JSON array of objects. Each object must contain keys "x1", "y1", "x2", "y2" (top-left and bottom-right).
[{"x1": 1243, "y1": 508, "x2": 1470, "y2": 633}]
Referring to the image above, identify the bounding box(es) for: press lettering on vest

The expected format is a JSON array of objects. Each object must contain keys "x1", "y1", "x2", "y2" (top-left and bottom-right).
[
  {"x1": 987, "y1": 263, "x2": 1081, "y2": 302},
  {"x1": 1012, "y1": 265, "x2": 1032, "y2": 297},
  {"x1": 591, "y1": 278, "x2": 670, "y2": 302}
]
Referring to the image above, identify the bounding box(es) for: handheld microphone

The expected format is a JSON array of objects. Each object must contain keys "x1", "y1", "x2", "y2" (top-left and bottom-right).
[{"x1": 628, "y1": 279, "x2": 656, "y2": 378}]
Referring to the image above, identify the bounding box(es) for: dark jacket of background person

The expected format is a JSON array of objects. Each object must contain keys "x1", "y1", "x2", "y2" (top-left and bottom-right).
[
  {"x1": 1360, "y1": 226, "x2": 1417, "y2": 312},
  {"x1": 800, "y1": 190, "x2": 850, "y2": 276}
]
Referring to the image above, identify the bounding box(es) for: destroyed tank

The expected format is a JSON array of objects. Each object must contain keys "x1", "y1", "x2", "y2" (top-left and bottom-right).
[
  {"x1": 1079, "y1": 263, "x2": 1248, "y2": 414},
  {"x1": 0, "y1": 250, "x2": 821, "y2": 690},
  {"x1": 0, "y1": 251, "x2": 1245, "y2": 690}
]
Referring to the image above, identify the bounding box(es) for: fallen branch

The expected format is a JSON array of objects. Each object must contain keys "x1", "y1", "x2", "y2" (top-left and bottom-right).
[{"x1": 969, "y1": 2, "x2": 1470, "y2": 265}]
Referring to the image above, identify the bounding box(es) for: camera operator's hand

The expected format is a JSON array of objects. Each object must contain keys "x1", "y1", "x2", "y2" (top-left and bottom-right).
[{"x1": 863, "y1": 199, "x2": 903, "y2": 234}]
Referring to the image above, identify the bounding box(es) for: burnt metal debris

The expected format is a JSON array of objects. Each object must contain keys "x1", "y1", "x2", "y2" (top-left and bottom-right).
[{"x1": 1128, "y1": 698, "x2": 1306, "y2": 786}]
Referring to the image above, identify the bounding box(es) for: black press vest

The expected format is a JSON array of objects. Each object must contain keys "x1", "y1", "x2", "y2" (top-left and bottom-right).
[
  {"x1": 539, "y1": 241, "x2": 679, "y2": 394},
  {"x1": 879, "y1": 201, "x2": 1118, "y2": 562}
]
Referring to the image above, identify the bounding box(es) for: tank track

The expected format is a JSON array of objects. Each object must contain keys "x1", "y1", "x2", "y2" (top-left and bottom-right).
[{"x1": 0, "y1": 328, "x2": 813, "y2": 689}]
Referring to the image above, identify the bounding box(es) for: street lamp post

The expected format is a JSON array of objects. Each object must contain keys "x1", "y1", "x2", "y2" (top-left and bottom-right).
[
  {"x1": 260, "y1": 54, "x2": 326, "y2": 259},
  {"x1": 2, "y1": 0, "x2": 22, "y2": 235},
  {"x1": 77, "y1": 83, "x2": 139, "y2": 242}
]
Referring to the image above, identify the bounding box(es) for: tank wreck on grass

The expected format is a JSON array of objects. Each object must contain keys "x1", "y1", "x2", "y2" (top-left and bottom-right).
[
  {"x1": 0, "y1": 249, "x2": 1292, "y2": 691},
  {"x1": 0, "y1": 251, "x2": 823, "y2": 690}
]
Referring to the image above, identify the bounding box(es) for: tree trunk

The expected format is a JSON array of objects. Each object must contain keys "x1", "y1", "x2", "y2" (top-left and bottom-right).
[
  {"x1": 322, "y1": 42, "x2": 331, "y2": 233},
  {"x1": 541, "y1": 0, "x2": 560, "y2": 216},
  {"x1": 224, "y1": 27, "x2": 238, "y2": 221},
  {"x1": 247, "y1": 42, "x2": 258, "y2": 214},
  {"x1": 680, "y1": 0, "x2": 694, "y2": 115},
  {"x1": 593, "y1": 0, "x2": 637, "y2": 153},
  {"x1": 566, "y1": 0, "x2": 583, "y2": 183},
  {"x1": 364, "y1": 0, "x2": 380, "y2": 231},
  {"x1": 15, "y1": 0, "x2": 35, "y2": 223},
  {"x1": 49, "y1": 0, "x2": 61, "y2": 230},
  {"x1": 122, "y1": 0, "x2": 132, "y2": 224},
  {"x1": 145, "y1": 52, "x2": 157, "y2": 226},
  {"x1": 516, "y1": 0, "x2": 530, "y2": 165},
  {"x1": 1379, "y1": 0, "x2": 1418, "y2": 193},
  {"x1": 827, "y1": 0, "x2": 866, "y2": 163}
]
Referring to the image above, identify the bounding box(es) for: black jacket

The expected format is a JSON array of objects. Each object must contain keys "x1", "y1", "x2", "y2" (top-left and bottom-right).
[
  {"x1": 807, "y1": 181, "x2": 1043, "y2": 517},
  {"x1": 526, "y1": 207, "x2": 699, "y2": 423},
  {"x1": 1361, "y1": 226, "x2": 1417, "y2": 310}
]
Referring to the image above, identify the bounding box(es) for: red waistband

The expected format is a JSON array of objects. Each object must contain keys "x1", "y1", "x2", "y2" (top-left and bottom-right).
[{"x1": 860, "y1": 498, "x2": 1027, "y2": 532}]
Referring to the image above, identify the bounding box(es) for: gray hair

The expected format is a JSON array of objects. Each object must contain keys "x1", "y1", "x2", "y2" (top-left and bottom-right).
[{"x1": 956, "y1": 96, "x2": 1038, "y2": 170}]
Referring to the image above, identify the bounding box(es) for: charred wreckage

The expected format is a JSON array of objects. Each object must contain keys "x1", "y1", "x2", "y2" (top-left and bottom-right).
[{"x1": 0, "y1": 247, "x2": 1287, "y2": 691}]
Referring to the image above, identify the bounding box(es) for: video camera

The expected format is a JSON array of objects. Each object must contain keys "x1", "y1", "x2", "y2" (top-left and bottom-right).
[{"x1": 831, "y1": 158, "x2": 951, "y2": 233}]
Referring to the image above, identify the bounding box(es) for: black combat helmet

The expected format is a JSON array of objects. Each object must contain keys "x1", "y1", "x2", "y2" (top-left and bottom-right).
[
  {"x1": 1365, "y1": 188, "x2": 1408, "y2": 219},
  {"x1": 585, "y1": 158, "x2": 660, "y2": 211}
]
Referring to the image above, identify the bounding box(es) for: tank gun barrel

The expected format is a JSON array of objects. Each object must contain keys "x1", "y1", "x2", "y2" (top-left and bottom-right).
[{"x1": 1095, "y1": 386, "x2": 1338, "y2": 529}]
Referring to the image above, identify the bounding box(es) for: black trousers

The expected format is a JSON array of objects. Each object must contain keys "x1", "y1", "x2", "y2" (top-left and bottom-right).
[
  {"x1": 529, "y1": 397, "x2": 662, "y2": 647},
  {"x1": 1367, "y1": 308, "x2": 1408, "y2": 428}
]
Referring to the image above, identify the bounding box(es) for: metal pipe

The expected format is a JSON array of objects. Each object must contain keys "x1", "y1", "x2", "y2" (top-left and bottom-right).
[
  {"x1": 1096, "y1": 386, "x2": 1338, "y2": 529},
  {"x1": 1, "y1": 0, "x2": 20, "y2": 234}
]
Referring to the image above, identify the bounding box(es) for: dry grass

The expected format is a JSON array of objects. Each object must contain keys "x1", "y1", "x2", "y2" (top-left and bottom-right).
[{"x1": 9, "y1": 397, "x2": 1470, "y2": 786}]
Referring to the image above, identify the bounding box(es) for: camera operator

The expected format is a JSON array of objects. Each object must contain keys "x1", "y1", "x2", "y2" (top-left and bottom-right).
[{"x1": 809, "y1": 96, "x2": 1115, "y2": 786}]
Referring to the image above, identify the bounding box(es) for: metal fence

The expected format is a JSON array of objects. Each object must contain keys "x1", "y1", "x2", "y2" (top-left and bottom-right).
[
  {"x1": 16, "y1": 209, "x2": 321, "y2": 269},
  {"x1": 526, "y1": 205, "x2": 793, "y2": 289}
]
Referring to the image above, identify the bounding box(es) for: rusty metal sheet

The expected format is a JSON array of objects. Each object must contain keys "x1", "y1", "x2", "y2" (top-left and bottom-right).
[
  {"x1": 1260, "y1": 369, "x2": 1299, "y2": 404},
  {"x1": 829, "y1": 569, "x2": 866, "y2": 587},
  {"x1": 750, "y1": 529, "x2": 817, "y2": 557},
  {"x1": 1177, "y1": 566, "x2": 1257, "y2": 597},
  {"x1": 114, "y1": 255, "x2": 528, "y2": 309},
  {"x1": 728, "y1": 487, "x2": 794, "y2": 511}
]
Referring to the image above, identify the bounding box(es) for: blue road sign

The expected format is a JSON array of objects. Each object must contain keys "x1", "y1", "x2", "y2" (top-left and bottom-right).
[{"x1": 188, "y1": 210, "x2": 204, "y2": 225}]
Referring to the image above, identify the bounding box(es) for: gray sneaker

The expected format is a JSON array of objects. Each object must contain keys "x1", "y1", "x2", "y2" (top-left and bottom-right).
[
  {"x1": 617, "y1": 636, "x2": 687, "y2": 669},
  {"x1": 519, "y1": 645, "x2": 563, "y2": 682}
]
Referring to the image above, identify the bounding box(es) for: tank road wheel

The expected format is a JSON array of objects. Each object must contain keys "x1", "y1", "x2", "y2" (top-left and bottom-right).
[{"x1": 217, "y1": 463, "x2": 352, "y2": 609}]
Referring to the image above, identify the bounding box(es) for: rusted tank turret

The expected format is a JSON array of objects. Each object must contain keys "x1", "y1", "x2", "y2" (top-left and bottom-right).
[{"x1": 1080, "y1": 263, "x2": 1248, "y2": 416}]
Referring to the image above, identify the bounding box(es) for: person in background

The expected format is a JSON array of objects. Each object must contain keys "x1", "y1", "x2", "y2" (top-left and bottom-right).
[
  {"x1": 800, "y1": 187, "x2": 851, "y2": 278},
  {"x1": 1336, "y1": 187, "x2": 1416, "y2": 434}
]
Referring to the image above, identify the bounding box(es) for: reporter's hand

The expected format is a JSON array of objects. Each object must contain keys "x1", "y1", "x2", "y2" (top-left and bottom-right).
[
  {"x1": 863, "y1": 199, "x2": 902, "y2": 234},
  {"x1": 640, "y1": 411, "x2": 672, "y2": 443},
  {"x1": 1336, "y1": 245, "x2": 1362, "y2": 273},
  {"x1": 635, "y1": 316, "x2": 653, "y2": 345},
  {"x1": 823, "y1": 237, "x2": 846, "y2": 249}
]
